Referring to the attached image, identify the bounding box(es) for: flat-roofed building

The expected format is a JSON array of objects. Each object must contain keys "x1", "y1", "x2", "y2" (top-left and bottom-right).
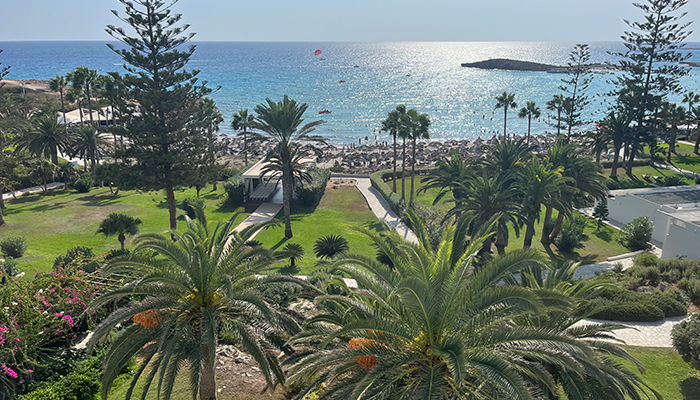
[{"x1": 241, "y1": 156, "x2": 316, "y2": 203}]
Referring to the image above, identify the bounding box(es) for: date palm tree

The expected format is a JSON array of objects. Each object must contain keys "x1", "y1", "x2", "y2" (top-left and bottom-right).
[
  {"x1": 49, "y1": 74, "x2": 68, "y2": 127},
  {"x1": 380, "y1": 108, "x2": 400, "y2": 193},
  {"x1": 690, "y1": 106, "x2": 700, "y2": 154},
  {"x1": 600, "y1": 110, "x2": 631, "y2": 179},
  {"x1": 495, "y1": 91, "x2": 517, "y2": 138},
  {"x1": 683, "y1": 91, "x2": 700, "y2": 139},
  {"x1": 660, "y1": 101, "x2": 685, "y2": 162},
  {"x1": 252, "y1": 95, "x2": 325, "y2": 238},
  {"x1": 287, "y1": 227, "x2": 621, "y2": 400},
  {"x1": 70, "y1": 125, "x2": 109, "y2": 170},
  {"x1": 418, "y1": 149, "x2": 472, "y2": 218},
  {"x1": 87, "y1": 208, "x2": 299, "y2": 400},
  {"x1": 231, "y1": 109, "x2": 261, "y2": 166},
  {"x1": 67, "y1": 66, "x2": 99, "y2": 124},
  {"x1": 546, "y1": 94, "x2": 565, "y2": 136},
  {"x1": 14, "y1": 113, "x2": 70, "y2": 165},
  {"x1": 407, "y1": 108, "x2": 430, "y2": 203},
  {"x1": 96, "y1": 213, "x2": 143, "y2": 251},
  {"x1": 518, "y1": 101, "x2": 541, "y2": 145}
]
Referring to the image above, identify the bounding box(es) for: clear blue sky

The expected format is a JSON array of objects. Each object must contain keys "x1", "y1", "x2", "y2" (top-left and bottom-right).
[{"x1": 2, "y1": 0, "x2": 699, "y2": 42}]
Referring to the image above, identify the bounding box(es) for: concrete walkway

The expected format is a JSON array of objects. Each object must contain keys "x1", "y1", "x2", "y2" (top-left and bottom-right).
[
  {"x1": 233, "y1": 203, "x2": 283, "y2": 234},
  {"x1": 354, "y1": 178, "x2": 419, "y2": 244},
  {"x1": 2, "y1": 182, "x2": 64, "y2": 200},
  {"x1": 573, "y1": 316, "x2": 685, "y2": 348}
]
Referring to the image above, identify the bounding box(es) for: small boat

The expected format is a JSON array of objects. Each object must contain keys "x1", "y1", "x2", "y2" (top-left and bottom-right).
[
  {"x1": 319, "y1": 110, "x2": 332, "y2": 114},
  {"x1": 339, "y1": 80, "x2": 346, "y2": 83}
]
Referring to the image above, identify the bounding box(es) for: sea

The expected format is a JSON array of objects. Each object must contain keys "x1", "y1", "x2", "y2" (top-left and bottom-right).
[{"x1": 1, "y1": 41, "x2": 699, "y2": 145}]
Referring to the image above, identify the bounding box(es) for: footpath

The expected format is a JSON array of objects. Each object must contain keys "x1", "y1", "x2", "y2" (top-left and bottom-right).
[
  {"x1": 353, "y1": 178, "x2": 419, "y2": 244},
  {"x1": 2, "y1": 182, "x2": 64, "y2": 201}
]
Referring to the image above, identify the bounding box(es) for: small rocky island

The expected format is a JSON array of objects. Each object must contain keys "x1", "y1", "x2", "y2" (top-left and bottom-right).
[{"x1": 461, "y1": 58, "x2": 611, "y2": 73}]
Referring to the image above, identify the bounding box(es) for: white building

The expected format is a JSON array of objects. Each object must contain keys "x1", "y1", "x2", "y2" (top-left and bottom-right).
[
  {"x1": 608, "y1": 186, "x2": 700, "y2": 259},
  {"x1": 241, "y1": 156, "x2": 316, "y2": 203}
]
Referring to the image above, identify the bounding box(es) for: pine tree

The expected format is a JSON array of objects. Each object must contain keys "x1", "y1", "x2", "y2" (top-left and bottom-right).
[
  {"x1": 609, "y1": 0, "x2": 691, "y2": 177},
  {"x1": 560, "y1": 44, "x2": 593, "y2": 142},
  {"x1": 106, "y1": 0, "x2": 220, "y2": 238},
  {"x1": 592, "y1": 198, "x2": 609, "y2": 230}
]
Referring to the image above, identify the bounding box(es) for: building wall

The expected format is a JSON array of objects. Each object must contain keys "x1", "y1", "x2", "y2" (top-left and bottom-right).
[
  {"x1": 608, "y1": 192, "x2": 667, "y2": 244},
  {"x1": 662, "y1": 218, "x2": 700, "y2": 259}
]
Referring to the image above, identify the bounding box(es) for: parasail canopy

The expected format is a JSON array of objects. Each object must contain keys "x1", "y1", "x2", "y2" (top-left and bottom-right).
[{"x1": 314, "y1": 49, "x2": 322, "y2": 56}]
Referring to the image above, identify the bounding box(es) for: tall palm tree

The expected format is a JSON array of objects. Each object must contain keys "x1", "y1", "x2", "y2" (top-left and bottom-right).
[
  {"x1": 660, "y1": 101, "x2": 685, "y2": 162},
  {"x1": 407, "y1": 109, "x2": 430, "y2": 204},
  {"x1": 68, "y1": 66, "x2": 99, "y2": 124},
  {"x1": 252, "y1": 95, "x2": 325, "y2": 238},
  {"x1": 59, "y1": 162, "x2": 78, "y2": 190},
  {"x1": 682, "y1": 91, "x2": 700, "y2": 139},
  {"x1": 49, "y1": 74, "x2": 68, "y2": 127},
  {"x1": 518, "y1": 156, "x2": 569, "y2": 248},
  {"x1": 287, "y1": 227, "x2": 627, "y2": 400},
  {"x1": 231, "y1": 109, "x2": 259, "y2": 166},
  {"x1": 14, "y1": 113, "x2": 70, "y2": 165},
  {"x1": 396, "y1": 107, "x2": 411, "y2": 201},
  {"x1": 30, "y1": 159, "x2": 58, "y2": 191},
  {"x1": 87, "y1": 209, "x2": 299, "y2": 400},
  {"x1": 99, "y1": 72, "x2": 127, "y2": 153},
  {"x1": 495, "y1": 91, "x2": 517, "y2": 138},
  {"x1": 481, "y1": 136, "x2": 533, "y2": 178},
  {"x1": 600, "y1": 110, "x2": 631, "y2": 179},
  {"x1": 546, "y1": 94, "x2": 565, "y2": 136},
  {"x1": 96, "y1": 213, "x2": 143, "y2": 251},
  {"x1": 690, "y1": 106, "x2": 700, "y2": 154},
  {"x1": 65, "y1": 85, "x2": 86, "y2": 124},
  {"x1": 380, "y1": 105, "x2": 406, "y2": 194},
  {"x1": 418, "y1": 149, "x2": 472, "y2": 216},
  {"x1": 518, "y1": 101, "x2": 541, "y2": 145},
  {"x1": 70, "y1": 125, "x2": 108, "y2": 170}
]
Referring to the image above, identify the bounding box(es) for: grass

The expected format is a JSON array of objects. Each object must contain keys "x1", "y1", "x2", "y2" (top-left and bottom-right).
[
  {"x1": 256, "y1": 185, "x2": 384, "y2": 275},
  {"x1": 605, "y1": 163, "x2": 695, "y2": 186},
  {"x1": 623, "y1": 346, "x2": 700, "y2": 400},
  {"x1": 653, "y1": 142, "x2": 700, "y2": 175},
  {"x1": 0, "y1": 184, "x2": 252, "y2": 276}
]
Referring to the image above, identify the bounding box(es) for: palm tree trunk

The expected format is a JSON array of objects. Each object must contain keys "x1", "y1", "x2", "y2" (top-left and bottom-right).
[
  {"x1": 51, "y1": 148, "x2": 59, "y2": 165},
  {"x1": 401, "y1": 137, "x2": 406, "y2": 201},
  {"x1": 165, "y1": 185, "x2": 178, "y2": 241},
  {"x1": 626, "y1": 139, "x2": 639, "y2": 177},
  {"x1": 243, "y1": 128, "x2": 248, "y2": 166},
  {"x1": 523, "y1": 214, "x2": 536, "y2": 248},
  {"x1": 118, "y1": 233, "x2": 125, "y2": 251},
  {"x1": 495, "y1": 227, "x2": 506, "y2": 255},
  {"x1": 549, "y1": 209, "x2": 566, "y2": 243},
  {"x1": 541, "y1": 205, "x2": 553, "y2": 246},
  {"x1": 60, "y1": 91, "x2": 66, "y2": 128},
  {"x1": 668, "y1": 130, "x2": 677, "y2": 162},
  {"x1": 556, "y1": 109, "x2": 561, "y2": 136},
  {"x1": 410, "y1": 136, "x2": 416, "y2": 204},
  {"x1": 86, "y1": 84, "x2": 94, "y2": 123},
  {"x1": 610, "y1": 142, "x2": 621, "y2": 179},
  {"x1": 503, "y1": 107, "x2": 508, "y2": 139},
  {"x1": 0, "y1": 204, "x2": 4, "y2": 227},
  {"x1": 694, "y1": 128, "x2": 700, "y2": 154},
  {"x1": 527, "y1": 115, "x2": 531, "y2": 145},
  {"x1": 392, "y1": 131, "x2": 397, "y2": 193},
  {"x1": 64, "y1": 173, "x2": 69, "y2": 190},
  {"x1": 282, "y1": 152, "x2": 293, "y2": 238},
  {"x1": 199, "y1": 343, "x2": 217, "y2": 400}
]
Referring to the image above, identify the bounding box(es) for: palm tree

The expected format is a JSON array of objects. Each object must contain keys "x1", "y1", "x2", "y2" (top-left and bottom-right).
[
  {"x1": 518, "y1": 156, "x2": 569, "y2": 248},
  {"x1": 65, "y1": 85, "x2": 86, "y2": 124},
  {"x1": 407, "y1": 109, "x2": 430, "y2": 204},
  {"x1": 67, "y1": 66, "x2": 99, "y2": 124},
  {"x1": 99, "y1": 72, "x2": 126, "y2": 153},
  {"x1": 287, "y1": 228, "x2": 621, "y2": 399},
  {"x1": 396, "y1": 107, "x2": 411, "y2": 201},
  {"x1": 252, "y1": 95, "x2": 325, "y2": 238},
  {"x1": 682, "y1": 91, "x2": 700, "y2": 139},
  {"x1": 49, "y1": 74, "x2": 68, "y2": 127},
  {"x1": 481, "y1": 136, "x2": 533, "y2": 178},
  {"x1": 380, "y1": 109, "x2": 399, "y2": 193},
  {"x1": 600, "y1": 110, "x2": 631, "y2": 179},
  {"x1": 96, "y1": 213, "x2": 143, "y2": 251},
  {"x1": 448, "y1": 173, "x2": 525, "y2": 255},
  {"x1": 14, "y1": 113, "x2": 70, "y2": 165},
  {"x1": 518, "y1": 101, "x2": 541, "y2": 145},
  {"x1": 546, "y1": 94, "x2": 565, "y2": 136},
  {"x1": 313, "y1": 234, "x2": 349, "y2": 260},
  {"x1": 691, "y1": 106, "x2": 700, "y2": 154},
  {"x1": 70, "y1": 125, "x2": 108, "y2": 170},
  {"x1": 30, "y1": 159, "x2": 58, "y2": 191},
  {"x1": 259, "y1": 143, "x2": 313, "y2": 193},
  {"x1": 231, "y1": 109, "x2": 262, "y2": 166},
  {"x1": 87, "y1": 209, "x2": 299, "y2": 400},
  {"x1": 418, "y1": 149, "x2": 472, "y2": 217},
  {"x1": 660, "y1": 101, "x2": 685, "y2": 162},
  {"x1": 495, "y1": 91, "x2": 517, "y2": 138},
  {"x1": 59, "y1": 162, "x2": 78, "y2": 190}
]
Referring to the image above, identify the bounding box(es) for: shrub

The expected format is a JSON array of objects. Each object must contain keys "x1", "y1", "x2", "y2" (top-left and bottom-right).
[
  {"x1": 295, "y1": 169, "x2": 331, "y2": 207},
  {"x1": 73, "y1": 176, "x2": 93, "y2": 193},
  {"x1": 632, "y1": 266, "x2": 661, "y2": 286},
  {"x1": 17, "y1": 360, "x2": 101, "y2": 400},
  {"x1": 222, "y1": 173, "x2": 244, "y2": 207},
  {"x1": 104, "y1": 249, "x2": 130, "y2": 260},
  {"x1": 554, "y1": 214, "x2": 587, "y2": 252},
  {"x1": 259, "y1": 283, "x2": 302, "y2": 308},
  {"x1": 662, "y1": 268, "x2": 683, "y2": 284},
  {"x1": 1, "y1": 237, "x2": 27, "y2": 258},
  {"x1": 672, "y1": 311, "x2": 700, "y2": 370},
  {"x1": 650, "y1": 295, "x2": 687, "y2": 317},
  {"x1": 313, "y1": 234, "x2": 349, "y2": 260},
  {"x1": 606, "y1": 179, "x2": 621, "y2": 190},
  {"x1": 590, "y1": 302, "x2": 664, "y2": 322},
  {"x1": 617, "y1": 216, "x2": 653, "y2": 251},
  {"x1": 53, "y1": 246, "x2": 95, "y2": 269},
  {"x1": 0, "y1": 257, "x2": 19, "y2": 277},
  {"x1": 633, "y1": 253, "x2": 658, "y2": 268},
  {"x1": 678, "y1": 278, "x2": 700, "y2": 305},
  {"x1": 662, "y1": 175, "x2": 688, "y2": 187},
  {"x1": 370, "y1": 170, "x2": 404, "y2": 215},
  {"x1": 664, "y1": 286, "x2": 691, "y2": 306}
]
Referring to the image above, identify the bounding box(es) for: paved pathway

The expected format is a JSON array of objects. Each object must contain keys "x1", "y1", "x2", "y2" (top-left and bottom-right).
[
  {"x1": 354, "y1": 178, "x2": 419, "y2": 244},
  {"x1": 573, "y1": 316, "x2": 685, "y2": 348},
  {"x1": 2, "y1": 182, "x2": 64, "y2": 200},
  {"x1": 233, "y1": 203, "x2": 283, "y2": 234}
]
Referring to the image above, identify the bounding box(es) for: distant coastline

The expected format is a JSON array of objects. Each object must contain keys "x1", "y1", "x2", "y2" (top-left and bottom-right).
[{"x1": 460, "y1": 58, "x2": 613, "y2": 73}]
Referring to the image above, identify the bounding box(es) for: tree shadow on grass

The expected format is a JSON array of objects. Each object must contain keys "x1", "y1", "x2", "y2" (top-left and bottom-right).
[
  {"x1": 681, "y1": 376, "x2": 700, "y2": 399},
  {"x1": 543, "y1": 246, "x2": 597, "y2": 266},
  {"x1": 6, "y1": 189, "x2": 67, "y2": 205},
  {"x1": 76, "y1": 194, "x2": 122, "y2": 207},
  {"x1": 592, "y1": 228, "x2": 612, "y2": 242},
  {"x1": 269, "y1": 237, "x2": 289, "y2": 251}
]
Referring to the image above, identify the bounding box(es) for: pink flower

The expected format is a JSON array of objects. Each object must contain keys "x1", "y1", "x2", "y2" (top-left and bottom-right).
[{"x1": 27, "y1": 369, "x2": 33, "y2": 373}]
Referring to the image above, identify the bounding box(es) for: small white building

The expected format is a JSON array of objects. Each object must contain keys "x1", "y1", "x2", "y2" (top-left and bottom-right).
[
  {"x1": 608, "y1": 186, "x2": 700, "y2": 259},
  {"x1": 241, "y1": 156, "x2": 316, "y2": 203}
]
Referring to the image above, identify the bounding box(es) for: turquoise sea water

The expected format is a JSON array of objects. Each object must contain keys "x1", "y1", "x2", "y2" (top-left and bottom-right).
[{"x1": 1, "y1": 41, "x2": 699, "y2": 144}]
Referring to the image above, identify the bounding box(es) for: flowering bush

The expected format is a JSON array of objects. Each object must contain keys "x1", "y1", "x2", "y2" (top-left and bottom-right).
[{"x1": 0, "y1": 269, "x2": 99, "y2": 397}]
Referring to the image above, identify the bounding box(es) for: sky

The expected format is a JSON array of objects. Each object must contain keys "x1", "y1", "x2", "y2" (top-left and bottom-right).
[{"x1": 1, "y1": 0, "x2": 699, "y2": 42}]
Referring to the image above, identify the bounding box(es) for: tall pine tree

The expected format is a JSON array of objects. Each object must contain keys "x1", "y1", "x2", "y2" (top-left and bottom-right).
[
  {"x1": 560, "y1": 44, "x2": 593, "y2": 142},
  {"x1": 107, "y1": 0, "x2": 220, "y2": 236},
  {"x1": 610, "y1": 0, "x2": 691, "y2": 177}
]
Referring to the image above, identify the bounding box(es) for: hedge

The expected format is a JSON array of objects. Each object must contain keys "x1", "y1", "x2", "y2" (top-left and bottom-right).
[
  {"x1": 584, "y1": 286, "x2": 687, "y2": 321},
  {"x1": 369, "y1": 169, "x2": 433, "y2": 214},
  {"x1": 590, "y1": 301, "x2": 665, "y2": 322},
  {"x1": 296, "y1": 169, "x2": 331, "y2": 207},
  {"x1": 222, "y1": 172, "x2": 245, "y2": 207},
  {"x1": 17, "y1": 361, "x2": 101, "y2": 400}
]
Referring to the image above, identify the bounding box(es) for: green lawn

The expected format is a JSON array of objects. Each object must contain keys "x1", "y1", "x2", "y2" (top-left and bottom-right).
[
  {"x1": 663, "y1": 142, "x2": 700, "y2": 175},
  {"x1": 0, "y1": 184, "x2": 252, "y2": 276},
  {"x1": 606, "y1": 163, "x2": 695, "y2": 185},
  {"x1": 624, "y1": 346, "x2": 700, "y2": 400},
  {"x1": 256, "y1": 186, "x2": 384, "y2": 275}
]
